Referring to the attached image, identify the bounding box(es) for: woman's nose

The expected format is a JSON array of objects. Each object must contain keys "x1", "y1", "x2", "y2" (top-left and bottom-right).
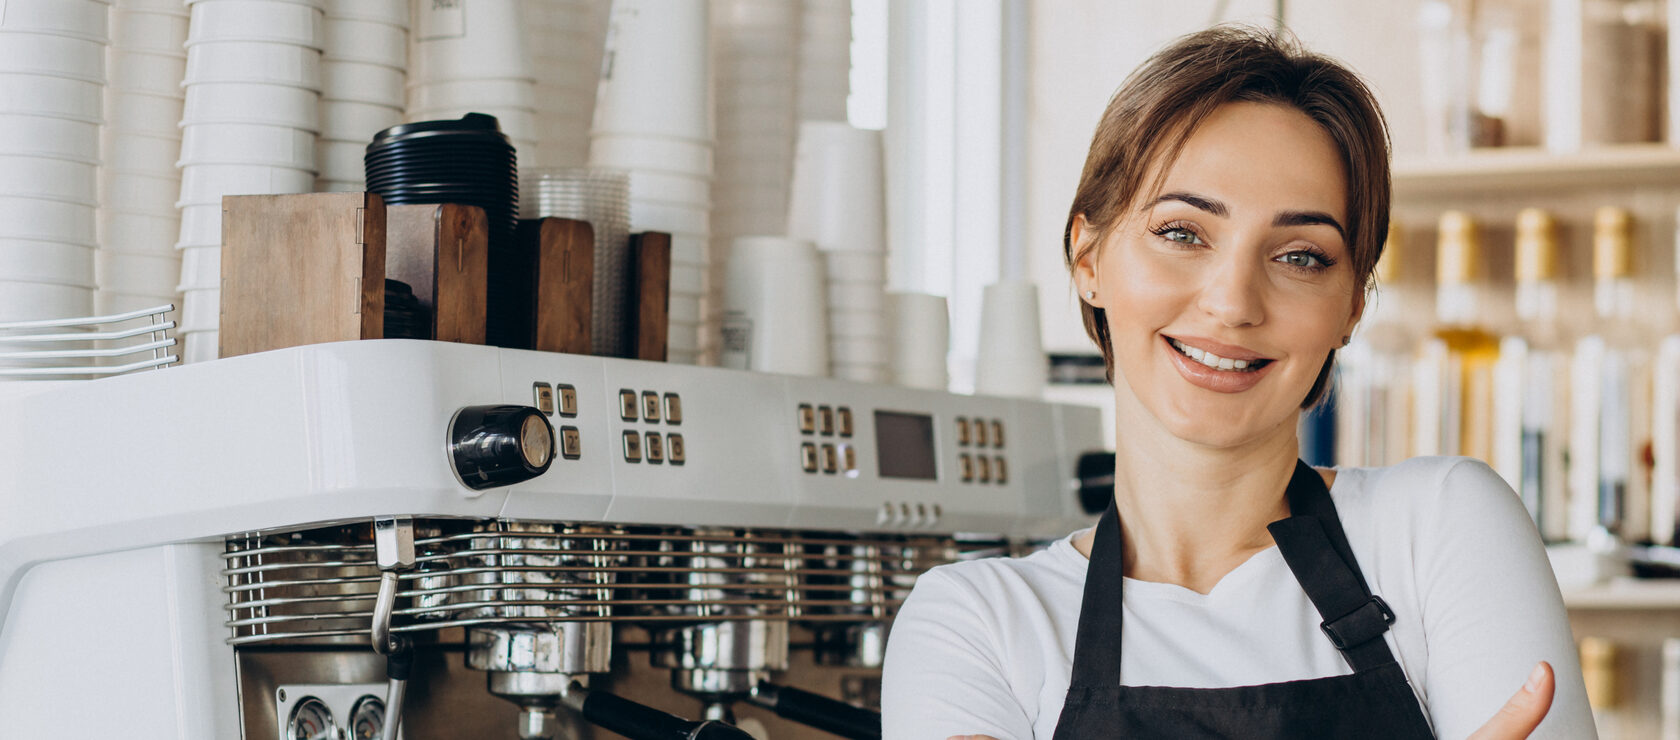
[{"x1": 1195, "y1": 252, "x2": 1266, "y2": 328}]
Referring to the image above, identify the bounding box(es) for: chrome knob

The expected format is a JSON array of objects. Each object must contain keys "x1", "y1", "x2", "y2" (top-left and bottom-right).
[{"x1": 450, "y1": 405, "x2": 555, "y2": 490}]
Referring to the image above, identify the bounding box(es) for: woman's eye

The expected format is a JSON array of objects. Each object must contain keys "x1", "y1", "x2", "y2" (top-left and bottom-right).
[
  {"x1": 1279, "y1": 251, "x2": 1322, "y2": 268},
  {"x1": 1161, "y1": 228, "x2": 1201, "y2": 245}
]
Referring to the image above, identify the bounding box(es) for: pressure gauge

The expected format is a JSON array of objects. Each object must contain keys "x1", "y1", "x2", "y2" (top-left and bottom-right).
[
  {"x1": 449, "y1": 404, "x2": 556, "y2": 490},
  {"x1": 348, "y1": 696, "x2": 385, "y2": 740},
  {"x1": 286, "y1": 697, "x2": 335, "y2": 740}
]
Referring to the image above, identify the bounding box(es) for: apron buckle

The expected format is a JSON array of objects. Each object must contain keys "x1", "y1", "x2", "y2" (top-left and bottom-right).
[{"x1": 1319, "y1": 595, "x2": 1395, "y2": 651}]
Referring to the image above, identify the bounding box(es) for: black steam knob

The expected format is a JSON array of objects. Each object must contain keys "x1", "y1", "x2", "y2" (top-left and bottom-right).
[{"x1": 449, "y1": 405, "x2": 555, "y2": 490}]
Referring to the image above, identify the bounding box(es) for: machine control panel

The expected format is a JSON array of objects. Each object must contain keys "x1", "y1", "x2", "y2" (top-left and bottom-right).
[{"x1": 276, "y1": 683, "x2": 399, "y2": 740}]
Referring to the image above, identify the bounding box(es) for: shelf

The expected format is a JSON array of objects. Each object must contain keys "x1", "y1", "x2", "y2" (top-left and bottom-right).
[
  {"x1": 1392, "y1": 144, "x2": 1680, "y2": 197},
  {"x1": 1564, "y1": 578, "x2": 1680, "y2": 610}
]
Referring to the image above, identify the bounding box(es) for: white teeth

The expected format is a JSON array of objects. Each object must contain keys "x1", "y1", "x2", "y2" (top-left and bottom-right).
[
  {"x1": 1233, "y1": 359, "x2": 1249, "y2": 369},
  {"x1": 1217, "y1": 358, "x2": 1235, "y2": 371},
  {"x1": 1171, "y1": 338, "x2": 1264, "y2": 372}
]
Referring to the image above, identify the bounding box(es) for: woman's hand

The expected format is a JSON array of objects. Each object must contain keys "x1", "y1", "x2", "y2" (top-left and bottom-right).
[{"x1": 1468, "y1": 661, "x2": 1555, "y2": 740}]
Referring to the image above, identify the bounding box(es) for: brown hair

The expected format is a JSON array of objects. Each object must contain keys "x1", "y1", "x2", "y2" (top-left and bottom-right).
[{"x1": 1064, "y1": 25, "x2": 1391, "y2": 408}]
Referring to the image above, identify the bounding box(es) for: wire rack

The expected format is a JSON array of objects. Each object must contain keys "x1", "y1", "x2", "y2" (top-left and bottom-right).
[
  {"x1": 0, "y1": 304, "x2": 177, "y2": 378},
  {"x1": 222, "y1": 519, "x2": 979, "y2": 646}
]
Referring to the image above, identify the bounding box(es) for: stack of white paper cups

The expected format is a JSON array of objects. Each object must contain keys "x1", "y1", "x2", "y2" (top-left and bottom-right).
[
  {"x1": 787, "y1": 121, "x2": 886, "y2": 382},
  {"x1": 407, "y1": 0, "x2": 538, "y2": 157},
  {"x1": 316, "y1": 0, "x2": 406, "y2": 191},
  {"x1": 176, "y1": 0, "x2": 324, "y2": 363},
  {"x1": 797, "y1": 0, "x2": 851, "y2": 122},
  {"x1": 520, "y1": 167, "x2": 632, "y2": 357},
  {"x1": 975, "y1": 280, "x2": 1048, "y2": 399},
  {"x1": 0, "y1": 0, "x2": 110, "y2": 330},
  {"x1": 722, "y1": 237, "x2": 828, "y2": 376},
  {"x1": 888, "y1": 292, "x2": 949, "y2": 390},
  {"x1": 527, "y1": 0, "x2": 611, "y2": 168},
  {"x1": 589, "y1": 0, "x2": 714, "y2": 365}
]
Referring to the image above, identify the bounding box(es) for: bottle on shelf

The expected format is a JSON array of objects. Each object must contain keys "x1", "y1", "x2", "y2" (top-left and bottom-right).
[
  {"x1": 1414, "y1": 211, "x2": 1502, "y2": 463},
  {"x1": 1337, "y1": 223, "x2": 1416, "y2": 468},
  {"x1": 1653, "y1": 207, "x2": 1680, "y2": 548},
  {"x1": 1581, "y1": 636, "x2": 1622, "y2": 738},
  {"x1": 1493, "y1": 208, "x2": 1572, "y2": 541}
]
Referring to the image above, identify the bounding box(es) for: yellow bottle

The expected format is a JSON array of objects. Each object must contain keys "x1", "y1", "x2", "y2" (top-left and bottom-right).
[
  {"x1": 1338, "y1": 223, "x2": 1415, "y2": 467},
  {"x1": 1415, "y1": 211, "x2": 1502, "y2": 464}
]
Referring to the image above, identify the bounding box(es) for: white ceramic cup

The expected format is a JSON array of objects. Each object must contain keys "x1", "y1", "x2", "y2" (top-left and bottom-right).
[
  {"x1": 787, "y1": 121, "x2": 886, "y2": 253},
  {"x1": 323, "y1": 17, "x2": 406, "y2": 67},
  {"x1": 97, "y1": 249, "x2": 182, "y2": 295},
  {"x1": 720, "y1": 235, "x2": 828, "y2": 375},
  {"x1": 322, "y1": 60, "x2": 405, "y2": 107},
  {"x1": 0, "y1": 196, "x2": 96, "y2": 244},
  {"x1": 0, "y1": 155, "x2": 97, "y2": 205},
  {"x1": 183, "y1": 40, "x2": 321, "y2": 89},
  {"x1": 0, "y1": 114, "x2": 100, "y2": 164},
  {"x1": 106, "y1": 91, "x2": 187, "y2": 136},
  {"x1": 590, "y1": 0, "x2": 711, "y2": 141},
  {"x1": 182, "y1": 81, "x2": 320, "y2": 130},
  {"x1": 0, "y1": 31, "x2": 107, "y2": 83},
  {"x1": 178, "y1": 123, "x2": 317, "y2": 169},
  {"x1": 0, "y1": 73, "x2": 102, "y2": 123},
  {"x1": 104, "y1": 170, "x2": 183, "y2": 214},
  {"x1": 887, "y1": 292, "x2": 949, "y2": 390},
  {"x1": 109, "y1": 50, "x2": 191, "y2": 97},
  {"x1": 0, "y1": 239, "x2": 94, "y2": 286},
  {"x1": 187, "y1": 0, "x2": 324, "y2": 49},
  {"x1": 974, "y1": 280, "x2": 1047, "y2": 399}
]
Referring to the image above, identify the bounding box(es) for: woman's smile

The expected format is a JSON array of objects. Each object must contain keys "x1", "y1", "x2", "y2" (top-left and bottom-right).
[{"x1": 1161, "y1": 334, "x2": 1278, "y2": 393}]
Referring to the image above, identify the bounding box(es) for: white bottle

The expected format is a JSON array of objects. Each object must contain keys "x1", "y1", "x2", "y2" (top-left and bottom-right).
[
  {"x1": 1494, "y1": 209, "x2": 1570, "y2": 540},
  {"x1": 1338, "y1": 223, "x2": 1416, "y2": 468}
]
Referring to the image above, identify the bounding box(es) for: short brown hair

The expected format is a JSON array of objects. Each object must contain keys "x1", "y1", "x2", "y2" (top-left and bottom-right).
[{"x1": 1064, "y1": 25, "x2": 1391, "y2": 408}]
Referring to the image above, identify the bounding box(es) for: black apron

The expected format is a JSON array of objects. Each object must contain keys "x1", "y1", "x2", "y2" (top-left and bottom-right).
[{"x1": 1051, "y1": 460, "x2": 1436, "y2": 739}]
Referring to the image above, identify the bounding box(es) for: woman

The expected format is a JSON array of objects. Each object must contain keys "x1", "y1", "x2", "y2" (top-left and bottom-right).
[{"x1": 880, "y1": 26, "x2": 1593, "y2": 739}]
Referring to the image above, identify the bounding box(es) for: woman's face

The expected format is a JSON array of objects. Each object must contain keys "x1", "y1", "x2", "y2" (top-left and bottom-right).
[{"x1": 1075, "y1": 101, "x2": 1362, "y2": 449}]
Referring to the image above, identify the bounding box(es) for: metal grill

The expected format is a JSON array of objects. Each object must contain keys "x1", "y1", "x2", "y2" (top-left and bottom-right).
[{"x1": 222, "y1": 519, "x2": 973, "y2": 646}]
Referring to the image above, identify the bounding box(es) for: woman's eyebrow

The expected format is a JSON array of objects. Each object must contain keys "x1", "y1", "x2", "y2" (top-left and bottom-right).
[
  {"x1": 1274, "y1": 210, "x2": 1346, "y2": 239},
  {"x1": 1144, "y1": 191, "x2": 1227, "y2": 217}
]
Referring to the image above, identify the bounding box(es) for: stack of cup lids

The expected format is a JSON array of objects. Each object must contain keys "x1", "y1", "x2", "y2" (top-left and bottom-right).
[
  {"x1": 0, "y1": 0, "x2": 110, "y2": 338},
  {"x1": 316, "y1": 0, "x2": 407, "y2": 191},
  {"x1": 98, "y1": 0, "x2": 189, "y2": 321},
  {"x1": 588, "y1": 0, "x2": 714, "y2": 366},
  {"x1": 787, "y1": 121, "x2": 886, "y2": 382},
  {"x1": 176, "y1": 0, "x2": 324, "y2": 363},
  {"x1": 521, "y1": 167, "x2": 632, "y2": 357},
  {"x1": 406, "y1": 0, "x2": 537, "y2": 156},
  {"x1": 797, "y1": 0, "x2": 851, "y2": 122},
  {"x1": 526, "y1": 0, "x2": 611, "y2": 169}
]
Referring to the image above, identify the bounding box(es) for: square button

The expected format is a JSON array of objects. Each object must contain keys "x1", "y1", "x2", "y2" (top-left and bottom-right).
[
  {"x1": 820, "y1": 443, "x2": 838, "y2": 474},
  {"x1": 645, "y1": 432, "x2": 664, "y2": 464},
  {"x1": 642, "y1": 391, "x2": 661, "y2": 423},
  {"x1": 976, "y1": 455, "x2": 992, "y2": 483},
  {"x1": 974, "y1": 419, "x2": 989, "y2": 447},
  {"x1": 619, "y1": 389, "x2": 639, "y2": 421},
  {"x1": 622, "y1": 430, "x2": 642, "y2": 462},
  {"x1": 956, "y1": 417, "x2": 970, "y2": 446},
  {"x1": 668, "y1": 433, "x2": 685, "y2": 464},
  {"x1": 959, "y1": 453, "x2": 975, "y2": 482},
  {"x1": 798, "y1": 404, "x2": 816, "y2": 434},
  {"x1": 533, "y1": 382, "x2": 555, "y2": 415},
  {"x1": 818, "y1": 405, "x2": 835, "y2": 436},
  {"x1": 557, "y1": 384, "x2": 578, "y2": 417},
  {"x1": 837, "y1": 407, "x2": 853, "y2": 437},
  {"x1": 664, "y1": 393, "x2": 683, "y2": 424},
  {"x1": 559, "y1": 426, "x2": 582, "y2": 459},
  {"x1": 800, "y1": 442, "x2": 819, "y2": 473},
  {"x1": 841, "y1": 444, "x2": 857, "y2": 473},
  {"x1": 994, "y1": 456, "x2": 1007, "y2": 484},
  {"x1": 992, "y1": 420, "x2": 1005, "y2": 448}
]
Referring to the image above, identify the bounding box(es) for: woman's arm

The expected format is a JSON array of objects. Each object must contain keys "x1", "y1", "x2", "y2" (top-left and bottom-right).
[
  {"x1": 1414, "y1": 458, "x2": 1596, "y2": 739},
  {"x1": 881, "y1": 567, "x2": 1034, "y2": 740}
]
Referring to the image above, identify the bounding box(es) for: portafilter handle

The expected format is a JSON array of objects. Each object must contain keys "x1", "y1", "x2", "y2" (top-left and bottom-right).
[
  {"x1": 561, "y1": 682, "x2": 755, "y2": 740},
  {"x1": 746, "y1": 682, "x2": 881, "y2": 740}
]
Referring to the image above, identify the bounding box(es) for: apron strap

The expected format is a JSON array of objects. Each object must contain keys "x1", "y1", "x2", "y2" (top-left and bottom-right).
[
  {"x1": 1065, "y1": 501, "x2": 1125, "y2": 687},
  {"x1": 1268, "y1": 460, "x2": 1400, "y2": 672}
]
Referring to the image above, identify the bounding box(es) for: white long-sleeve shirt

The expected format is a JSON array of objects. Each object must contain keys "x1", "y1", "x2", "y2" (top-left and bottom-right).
[{"x1": 881, "y1": 456, "x2": 1595, "y2": 739}]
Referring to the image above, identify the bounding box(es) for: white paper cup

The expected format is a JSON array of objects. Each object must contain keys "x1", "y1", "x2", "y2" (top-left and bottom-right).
[
  {"x1": 589, "y1": 134, "x2": 714, "y2": 176},
  {"x1": 0, "y1": 114, "x2": 100, "y2": 163},
  {"x1": 97, "y1": 250, "x2": 182, "y2": 294},
  {"x1": 0, "y1": 32, "x2": 106, "y2": 83},
  {"x1": 0, "y1": 0, "x2": 110, "y2": 43},
  {"x1": 178, "y1": 286, "x2": 220, "y2": 331},
  {"x1": 103, "y1": 170, "x2": 182, "y2": 213},
  {"x1": 0, "y1": 196, "x2": 96, "y2": 243},
  {"x1": 0, "y1": 239, "x2": 94, "y2": 286},
  {"x1": 719, "y1": 236, "x2": 827, "y2": 375},
  {"x1": 179, "y1": 328, "x2": 219, "y2": 363},
  {"x1": 828, "y1": 308, "x2": 882, "y2": 339},
  {"x1": 408, "y1": 0, "x2": 531, "y2": 82},
  {"x1": 106, "y1": 91, "x2": 187, "y2": 135},
  {"x1": 178, "y1": 123, "x2": 317, "y2": 169},
  {"x1": 101, "y1": 130, "x2": 182, "y2": 172},
  {"x1": 182, "y1": 81, "x2": 320, "y2": 130},
  {"x1": 670, "y1": 262, "x2": 704, "y2": 294},
  {"x1": 320, "y1": 100, "x2": 402, "y2": 139},
  {"x1": 111, "y1": 9, "x2": 191, "y2": 54},
  {"x1": 0, "y1": 155, "x2": 97, "y2": 205},
  {"x1": 101, "y1": 209, "x2": 181, "y2": 255},
  {"x1": 667, "y1": 322, "x2": 701, "y2": 352},
  {"x1": 787, "y1": 121, "x2": 885, "y2": 253},
  {"x1": 822, "y1": 250, "x2": 885, "y2": 283},
  {"x1": 188, "y1": 1, "x2": 324, "y2": 48},
  {"x1": 887, "y1": 292, "x2": 948, "y2": 389},
  {"x1": 627, "y1": 171, "x2": 712, "y2": 205},
  {"x1": 316, "y1": 138, "x2": 367, "y2": 179},
  {"x1": 407, "y1": 78, "x2": 535, "y2": 110},
  {"x1": 831, "y1": 335, "x2": 887, "y2": 364},
  {"x1": 827, "y1": 280, "x2": 884, "y2": 312},
  {"x1": 314, "y1": 178, "x2": 364, "y2": 192},
  {"x1": 323, "y1": 18, "x2": 406, "y2": 67},
  {"x1": 109, "y1": 50, "x2": 190, "y2": 97},
  {"x1": 323, "y1": 60, "x2": 404, "y2": 107},
  {"x1": 832, "y1": 362, "x2": 888, "y2": 384},
  {"x1": 325, "y1": 0, "x2": 409, "y2": 27},
  {"x1": 974, "y1": 280, "x2": 1046, "y2": 399},
  {"x1": 591, "y1": 0, "x2": 710, "y2": 140},
  {"x1": 177, "y1": 245, "x2": 222, "y2": 292},
  {"x1": 0, "y1": 73, "x2": 102, "y2": 123},
  {"x1": 178, "y1": 163, "x2": 314, "y2": 204},
  {"x1": 0, "y1": 280, "x2": 93, "y2": 321},
  {"x1": 666, "y1": 232, "x2": 709, "y2": 266},
  {"x1": 630, "y1": 200, "x2": 710, "y2": 234},
  {"x1": 176, "y1": 203, "x2": 224, "y2": 248},
  {"x1": 183, "y1": 41, "x2": 321, "y2": 89}
]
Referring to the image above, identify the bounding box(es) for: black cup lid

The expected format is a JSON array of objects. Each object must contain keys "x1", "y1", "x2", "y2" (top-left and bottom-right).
[{"x1": 371, "y1": 113, "x2": 511, "y2": 146}]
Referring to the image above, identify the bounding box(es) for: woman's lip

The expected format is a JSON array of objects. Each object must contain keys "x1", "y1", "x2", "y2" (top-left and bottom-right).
[
  {"x1": 1163, "y1": 335, "x2": 1275, "y2": 393},
  {"x1": 1162, "y1": 334, "x2": 1270, "y2": 362}
]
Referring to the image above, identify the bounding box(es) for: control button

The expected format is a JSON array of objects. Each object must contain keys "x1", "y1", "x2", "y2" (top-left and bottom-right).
[
  {"x1": 928, "y1": 503, "x2": 943, "y2": 526},
  {"x1": 533, "y1": 383, "x2": 555, "y2": 415},
  {"x1": 798, "y1": 404, "x2": 816, "y2": 434},
  {"x1": 956, "y1": 417, "x2": 970, "y2": 446},
  {"x1": 977, "y1": 455, "x2": 992, "y2": 483},
  {"x1": 641, "y1": 391, "x2": 661, "y2": 423},
  {"x1": 645, "y1": 432, "x2": 664, "y2": 464},
  {"x1": 557, "y1": 384, "x2": 578, "y2": 417},
  {"x1": 559, "y1": 426, "x2": 582, "y2": 460},
  {"x1": 664, "y1": 393, "x2": 682, "y2": 424},
  {"x1": 837, "y1": 406, "x2": 854, "y2": 437},
  {"x1": 621, "y1": 430, "x2": 642, "y2": 462},
  {"x1": 800, "y1": 442, "x2": 819, "y2": 473},
  {"x1": 619, "y1": 389, "x2": 638, "y2": 421},
  {"x1": 899, "y1": 502, "x2": 913, "y2": 524},
  {"x1": 994, "y1": 456, "x2": 1008, "y2": 484},
  {"x1": 974, "y1": 419, "x2": 989, "y2": 447},
  {"x1": 820, "y1": 443, "x2": 838, "y2": 474},
  {"x1": 992, "y1": 420, "x2": 1005, "y2": 448},
  {"x1": 959, "y1": 453, "x2": 974, "y2": 482},
  {"x1": 818, "y1": 405, "x2": 835, "y2": 436},
  {"x1": 913, "y1": 503, "x2": 929, "y2": 527},
  {"x1": 877, "y1": 501, "x2": 895, "y2": 526},
  {"x1": 841, "y1": 444, "x2": 857, "y2": 473},
  {"x1": 667, "y1": 433, "x2": 685, "y2": 464}
]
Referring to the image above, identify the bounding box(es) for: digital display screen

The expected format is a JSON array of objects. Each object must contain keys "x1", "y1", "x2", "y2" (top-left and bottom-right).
[{"x1": 875, "y1": 411, "x2": 937, "y2": 480}]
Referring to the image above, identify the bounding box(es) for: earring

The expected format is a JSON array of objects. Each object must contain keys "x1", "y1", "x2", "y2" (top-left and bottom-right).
[
  {"x1": 1340, "y1": 335, "x2": 1351, "y2": 347},
  {"x1": 1083, "y1": 290, "x2": 1096, "y2": 300}
]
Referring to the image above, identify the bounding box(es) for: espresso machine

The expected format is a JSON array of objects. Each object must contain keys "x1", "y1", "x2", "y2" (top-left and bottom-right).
[{"x1": 0, "y1": 340, "x2": 1104, "y2": 739}]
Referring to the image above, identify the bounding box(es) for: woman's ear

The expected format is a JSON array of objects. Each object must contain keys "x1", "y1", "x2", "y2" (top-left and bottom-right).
[
  {"x1": 1071, "y1": 214, "x2": 1104, "y2": 307},
  {"x1": 1342, "y1": 282, "x2": 1367, "y2": 341}
]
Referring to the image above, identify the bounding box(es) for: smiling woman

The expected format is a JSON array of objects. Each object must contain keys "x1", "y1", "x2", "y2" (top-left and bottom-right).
[{"x1": 880, "y1": 26, "x2": 1595, "y2": 740}]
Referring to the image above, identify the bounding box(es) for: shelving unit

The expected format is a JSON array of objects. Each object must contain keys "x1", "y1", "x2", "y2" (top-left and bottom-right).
[
  {"x1": 1392, "y1": 143, "x2": 1680, "y2": 196},
  {"x1": 1565, "y1": 579, "x2": 1680, "y2": 610}
]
